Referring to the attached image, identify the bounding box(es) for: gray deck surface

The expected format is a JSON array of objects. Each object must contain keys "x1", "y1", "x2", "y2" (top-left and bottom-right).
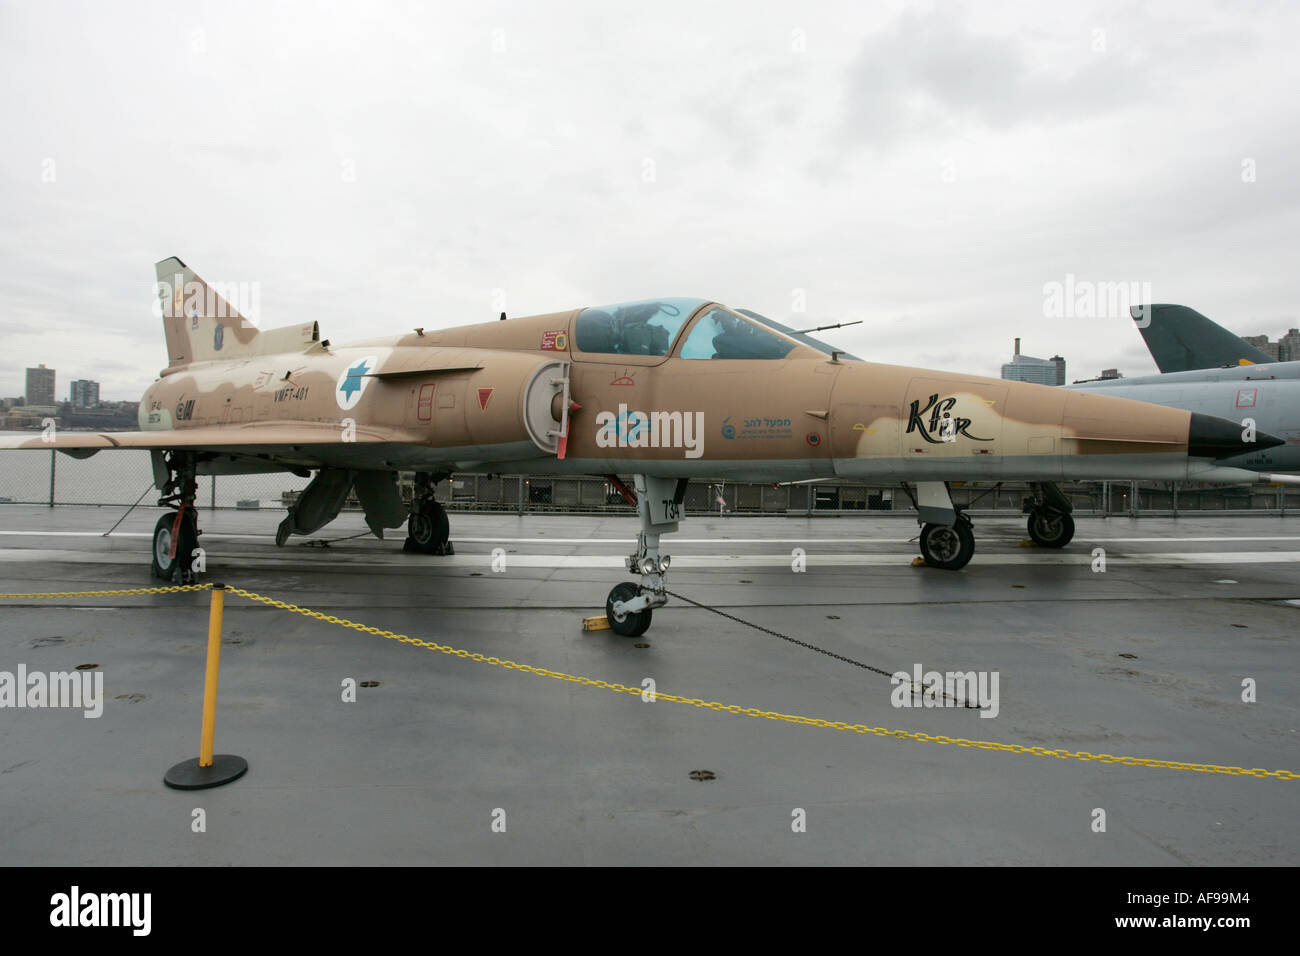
[{"x1": 1, "y1": 504, "x2": 1296, "y2": 865}]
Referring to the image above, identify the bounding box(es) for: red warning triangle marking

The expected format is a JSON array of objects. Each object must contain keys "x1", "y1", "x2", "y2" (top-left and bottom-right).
[{"x1": 477, "y1": 388, "x2": 494, "y2": 411}]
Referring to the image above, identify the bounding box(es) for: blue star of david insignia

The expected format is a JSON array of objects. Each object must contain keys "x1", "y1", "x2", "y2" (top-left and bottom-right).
[{"x1": 339, "y1": 360, "x2": 371, "y2": 399}]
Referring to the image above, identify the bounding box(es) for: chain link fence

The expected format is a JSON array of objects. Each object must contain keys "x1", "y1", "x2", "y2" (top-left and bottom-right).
[{"x1": 0, "y1": 446, "x2": 1295, "y2": 515}]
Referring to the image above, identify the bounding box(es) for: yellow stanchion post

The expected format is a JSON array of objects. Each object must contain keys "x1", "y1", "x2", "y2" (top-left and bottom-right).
[
  {"x1": 164, "y1": 584, "x2": 248, "y2": 790},
  {"x1": 198, "y1": 584, "x2": 225, "y2": 767}
]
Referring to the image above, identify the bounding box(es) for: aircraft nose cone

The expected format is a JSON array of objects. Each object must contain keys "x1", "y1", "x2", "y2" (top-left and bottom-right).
[{"x1": 1188, "y1": 412, "x2": 1285, "y2": 459}]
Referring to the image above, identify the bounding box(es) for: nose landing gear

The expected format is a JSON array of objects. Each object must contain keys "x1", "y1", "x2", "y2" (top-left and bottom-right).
[{"x1": 603, "y1": 475, "x2": 686, "y2": 637}]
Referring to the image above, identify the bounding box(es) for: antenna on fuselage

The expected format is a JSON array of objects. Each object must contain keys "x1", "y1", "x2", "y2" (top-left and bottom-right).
[{"x1": 794, "y1": 320, "x2": 864, "y2": 334}]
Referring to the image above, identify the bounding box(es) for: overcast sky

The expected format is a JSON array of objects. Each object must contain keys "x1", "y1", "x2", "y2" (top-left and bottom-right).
[{"x1": 2, "y1": 0, "x2": 1298, "y2": 400}]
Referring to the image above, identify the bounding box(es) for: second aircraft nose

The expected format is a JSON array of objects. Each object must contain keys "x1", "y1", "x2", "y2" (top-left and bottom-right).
[{"x1": 1188, "y1": 412, "x2": 1285, "y2": 459}]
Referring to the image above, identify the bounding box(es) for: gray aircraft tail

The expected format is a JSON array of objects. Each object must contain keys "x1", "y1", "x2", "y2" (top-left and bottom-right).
[{"x1": 1131, "y1": 303, "x2": 1274, "y2": 373}]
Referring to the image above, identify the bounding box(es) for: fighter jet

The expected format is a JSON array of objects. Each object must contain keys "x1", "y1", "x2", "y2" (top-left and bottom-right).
[
  {"x1": 1068, "y1": 305, "x2": 1300, "y2": 475},
  {"x1": 1, "y1": 259, "x2": 1282, "y2": 635}
]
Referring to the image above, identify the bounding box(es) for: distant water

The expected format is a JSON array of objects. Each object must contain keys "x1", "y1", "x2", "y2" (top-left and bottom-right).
[{"x1": 0, "y1": 432, "x2": 309, "y2": 508}]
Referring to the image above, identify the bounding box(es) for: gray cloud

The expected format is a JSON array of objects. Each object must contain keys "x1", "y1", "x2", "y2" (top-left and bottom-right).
[{"x1": 839, "y1": 8, "x2": 1145, "y2": 147}]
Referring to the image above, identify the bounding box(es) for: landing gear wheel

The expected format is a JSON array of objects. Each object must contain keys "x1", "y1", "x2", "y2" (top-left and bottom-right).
[
  {"x1": 152, "y1": 511, "x2": 197, "y2": 581},
  {"x1": 919, "y1": 521, "x2": 975, "y2": 570},
  {"x1": 406, "y1": 499, "x2": 450, "y2": 554},
  {"x1": 1027, "y1": 510, "x2": 1074, "y2": 549},
  {"x1": 606, "y1": 582, "x2": 652, "y2": 637}
]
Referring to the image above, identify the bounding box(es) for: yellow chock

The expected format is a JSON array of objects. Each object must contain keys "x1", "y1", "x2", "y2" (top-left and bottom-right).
[
  {"x1": 910, "y1": 557, "x2": 926, "y2": 567},
  {"x1": 164, "y1": 584, "x2": 248, "y2": 790},
  {"x1": 1020, "y1": 539, "x2": 1037, "y2": 548},
  {"x1": 582, "y1": 615, "x2": 611, "y2": 631}
]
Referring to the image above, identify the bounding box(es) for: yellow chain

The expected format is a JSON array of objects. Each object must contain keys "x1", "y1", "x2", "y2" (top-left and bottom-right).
[
  {"x1": 0, "y1": 584, "x2": 213, "y2": 599},
  {"x1": 220, "y1": 587, "x2": 1297, "y2": 782},
  {"x1": 3, "y1": 583, "x2": 1294, "y2": 781}
]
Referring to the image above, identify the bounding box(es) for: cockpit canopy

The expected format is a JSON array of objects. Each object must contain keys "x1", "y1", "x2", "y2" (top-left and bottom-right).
[
  {"x1": 574, "y1": 298, "x2": 807, "y2": 360},
  {"x1": 575, "y1": 298, "x2": 702, "y2": 357},
  {"x1": 679, "y1": 306, "x2": 796, "y2": 360}
]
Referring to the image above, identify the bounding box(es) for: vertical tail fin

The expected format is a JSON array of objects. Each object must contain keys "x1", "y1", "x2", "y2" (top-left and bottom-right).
[
  {"x1": 155, "y1": 256, "x2": 257, "y2": 368},
  {"x1": 1133, "y1": 304, "x2": 1275, "y2": 373},
  {"x1": 154, "y1": 257, "x2": 318, "y2": 369}
]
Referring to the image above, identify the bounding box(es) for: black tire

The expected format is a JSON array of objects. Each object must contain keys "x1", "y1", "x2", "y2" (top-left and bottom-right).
[
  {"x1": 151, "y1": 511, "x2": 197, "y2": 581},
  {"x1": 606, "y1": 582, "x2": 652, "y2": 637},
  {"x1": 1027, "y1": 510, "x2": 1075, "y2": 548},
  {"x1": 406, "y1": 499, "x2": 450, "y2": 553},
  {"x1": 919, "y1": 521, "x2": 975, "y2": 570}
]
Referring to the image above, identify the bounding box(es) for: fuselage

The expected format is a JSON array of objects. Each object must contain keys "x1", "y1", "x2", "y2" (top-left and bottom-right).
[{"x1": 135, "y1": 297, "x2": 1268, "y2": 483}]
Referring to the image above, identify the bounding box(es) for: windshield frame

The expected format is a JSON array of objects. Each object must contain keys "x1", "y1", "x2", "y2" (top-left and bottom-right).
[{"x1": 672, "y1": 305, "x2": 824, "y2": 361}]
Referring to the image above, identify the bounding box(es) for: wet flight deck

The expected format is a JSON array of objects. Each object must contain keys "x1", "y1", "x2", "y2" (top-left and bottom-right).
[{"x1": 1, "y1": 504, "x2": 1296, "y2": 865}]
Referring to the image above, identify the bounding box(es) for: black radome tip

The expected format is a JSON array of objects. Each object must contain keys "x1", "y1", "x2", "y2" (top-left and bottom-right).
[{"x1": 1188, "y1": 412, "x2": 1284, "y2": 459}]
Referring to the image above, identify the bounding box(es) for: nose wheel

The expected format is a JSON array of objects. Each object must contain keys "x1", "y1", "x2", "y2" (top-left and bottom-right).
[{"x1": 606, "y1": 582, "x2": 652, "y2": 637}]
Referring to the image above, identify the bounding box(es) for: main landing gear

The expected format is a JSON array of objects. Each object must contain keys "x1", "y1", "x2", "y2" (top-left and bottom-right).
[
  {"x1": 904, "y1": 479, "x2": 1076, "y2": 570},
  {"x1": 605, "y1": 475, "x2": 686, "y2": 637},
  {"x1": 404, "y1": 472, "x2": 454, "y2": 555},
  {"x1": 918, "y1": 516, "x2": 975, "y2": 571},
  {"x1": 904, "y1": 480, "x2": 976, "y2": 571},
  {"x1": 1023, "y1": 481, "x2": 1075, "y2": 549},
  {"x1": 151, "y1": 450, "x2": 201, "y2": 583}
]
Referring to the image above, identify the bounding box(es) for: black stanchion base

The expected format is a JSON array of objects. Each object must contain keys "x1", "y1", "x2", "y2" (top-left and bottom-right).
[{"x1": 164, "y1": 755, "x2": 248, "y2": 790}]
